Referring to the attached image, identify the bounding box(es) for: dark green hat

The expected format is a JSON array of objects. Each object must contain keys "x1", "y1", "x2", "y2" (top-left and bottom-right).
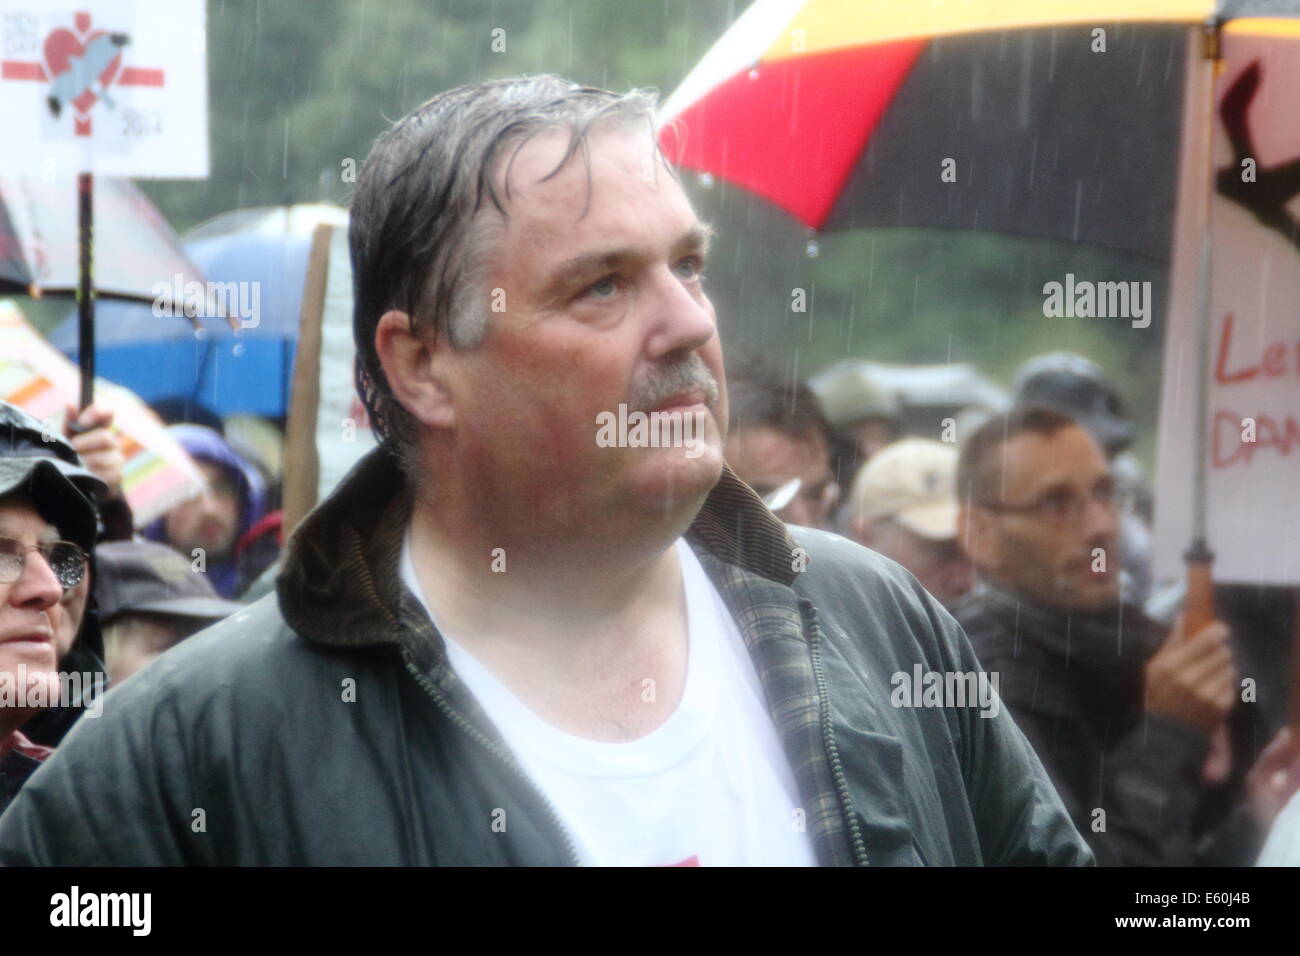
[{"x1": 0, "y1": 401, "x2": 107, "y2": 552}]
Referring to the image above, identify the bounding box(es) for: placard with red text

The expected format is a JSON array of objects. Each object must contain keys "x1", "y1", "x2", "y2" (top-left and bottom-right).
[{"x1": 1155, "y1": 27, "x2": 1300, "y2": 587}]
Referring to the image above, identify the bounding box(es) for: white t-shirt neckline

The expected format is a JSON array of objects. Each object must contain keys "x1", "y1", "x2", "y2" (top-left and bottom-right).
[
  {"x1": 403, "y1": 538, "x2": 718, "y2": 777},
  {"x1": 399, "y1": 529, "x2": 816, "y2": 867}
]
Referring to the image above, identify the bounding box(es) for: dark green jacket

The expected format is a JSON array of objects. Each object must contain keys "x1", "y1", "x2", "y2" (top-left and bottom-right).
[{"x1": 0, "y1": 450, "x2": 1091, "y2": 865}]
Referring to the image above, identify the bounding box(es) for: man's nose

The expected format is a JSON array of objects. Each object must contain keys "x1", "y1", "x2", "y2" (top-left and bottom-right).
[
  {"x1": 8, "y1": 549, "x2": 64, "y2": 610},
  {"x1": 643, "y1": 265, "x2": 716, "y2": 360},
  {"x1": 1080, "y1": 493, "x2": 1119, "y2": 545}
]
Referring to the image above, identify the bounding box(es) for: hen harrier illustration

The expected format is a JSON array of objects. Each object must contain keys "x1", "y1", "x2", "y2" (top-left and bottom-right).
[{"x1": 1216, "y1": 60, "x2": 1300, "y2": 255}]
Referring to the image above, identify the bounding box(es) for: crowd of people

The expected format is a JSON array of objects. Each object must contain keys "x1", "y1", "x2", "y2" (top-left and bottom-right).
[
  {"x1": 0, "y1": 399, "x2": 282, "y2": 809},
  {"x1": 0, "y1": 73, "x2": 1297, "y2": 867},
  {"x1": 725, "y1": 350, "x2": 1300, "y2": 865}
]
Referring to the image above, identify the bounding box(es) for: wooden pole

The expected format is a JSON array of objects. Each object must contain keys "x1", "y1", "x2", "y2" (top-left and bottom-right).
[
  {"x1": 280, "y1": 222, "x2": 332, "y2": 538},
  {"x1": 1185, "y1": 19, "x2": 1223, "y2": 638},
  {"x1": 1187, "y1": 20, "x2": 1228, "y2": 785},
  {"x1": 76, "y1": 171, "x2": 94, "y2": 410},
  {"x1": 1290, "y1": 589, "x2": 1300, "y2": 734}
]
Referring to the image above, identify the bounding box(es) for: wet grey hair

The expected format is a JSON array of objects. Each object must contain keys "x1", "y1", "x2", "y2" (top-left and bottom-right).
[{"x1": 349, "y1": 75, "x2": 663, "y2": 473}]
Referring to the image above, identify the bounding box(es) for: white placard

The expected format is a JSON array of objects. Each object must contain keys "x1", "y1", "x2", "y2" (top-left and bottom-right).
[
  {"x1": 0, "y1": 0, "x2": 208, "y2": 178},
  {"x1": 1154, "y1": 30, "x2": 1300, "y2": 587}
]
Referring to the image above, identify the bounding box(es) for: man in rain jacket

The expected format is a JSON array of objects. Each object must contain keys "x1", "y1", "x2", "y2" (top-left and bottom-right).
[{"x1": 0, "y1": 77, "x2": 1090, "y2": 866}]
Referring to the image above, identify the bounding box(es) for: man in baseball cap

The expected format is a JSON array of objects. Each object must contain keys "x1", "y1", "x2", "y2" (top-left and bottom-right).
[
  {"x1": 0, "y1": 401, "x2": 106, "y2": 813},
  {"x1": 1012, "y1": 352, "x2": 1133, "y2": 457},
  {"x1": 848, "y1": 437, "x2": 972, "y2": 607}
]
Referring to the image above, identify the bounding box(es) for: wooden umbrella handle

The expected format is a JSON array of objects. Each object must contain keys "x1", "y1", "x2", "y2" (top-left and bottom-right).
[
  {"x1": 1184, "y1": 554, "x2": 1216, "y2": 637},
  {"x1": 1184, "y1": 545, "x2": 1228, "y2": 782},
  {"x1": 1290, "y1": 589, "x2": 1300, "y2": 734}
]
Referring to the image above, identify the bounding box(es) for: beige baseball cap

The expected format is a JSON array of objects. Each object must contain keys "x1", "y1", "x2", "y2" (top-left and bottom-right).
[{"x1": 850, "y1": 438, "x2": 959, "y2": 541}]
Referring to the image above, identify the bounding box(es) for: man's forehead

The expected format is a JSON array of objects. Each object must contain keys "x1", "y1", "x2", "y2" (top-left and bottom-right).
[
  {"x1": 485, "y1": 126, "x2": 706, "y2": 294},
  {"x1": 1002, "y1": 426, "x2": 1107, "y2": 489},
  {"x1": 0, "y1": 498, "x2": 60, "y2": 542},
  {"x1": 496, "y1": 119, "x2": 655, "y2": 180},
  {"x1": 493, "y1": 124, "x2": 677, "y2": 213},
  {"x1": 731, "y1": 425, "x2": 828, "y2": 472}
]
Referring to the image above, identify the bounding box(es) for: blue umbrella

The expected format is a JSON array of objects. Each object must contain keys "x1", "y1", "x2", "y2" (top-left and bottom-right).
[{"x1": 52, "y1": 203, "x2": 348, "y2": 419}]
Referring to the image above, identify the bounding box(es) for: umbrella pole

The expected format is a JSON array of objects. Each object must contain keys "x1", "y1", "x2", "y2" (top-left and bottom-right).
[
  {"x1": 1291, "y1": 589, "x2": 1300, "y2": 735},
  {"x1": 1184, "y1": 20, "x2": 1222, "y2": 637},
  {"x1": 76, "y1": 171, "x2": 95, "y2": 411}
]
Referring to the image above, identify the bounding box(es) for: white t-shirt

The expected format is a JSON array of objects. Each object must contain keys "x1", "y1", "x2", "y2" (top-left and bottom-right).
[
  {"x1": 1258, "y1": 788, "x2": 1300, "y2": 866},
  {"x1": 400, "y1": 532, "x2": 816, "y2": 867}
]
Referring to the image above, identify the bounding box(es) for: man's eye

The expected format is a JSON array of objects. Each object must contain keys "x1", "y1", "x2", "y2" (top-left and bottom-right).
[
  {"x1": 1043, "y1": 492, "x2": 1074, "y2": 515},
  {"x1": 674, "y1": 257, "x2": 704, "y2": 281},
  {"x1": 584, "y1": 276, "x2": 618, "y2": 299}
]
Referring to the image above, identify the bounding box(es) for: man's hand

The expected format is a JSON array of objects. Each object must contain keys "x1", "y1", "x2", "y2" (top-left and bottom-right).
[
  {"x1": 1246, "y1": 726, "x2": 1300, "y2": 832},
  {"x1": 1144, "y1": 614, "x2": 1237, "y2": 736},
  {"x1": 64, "y1": 403, "x2": 124, "y2": 500}
]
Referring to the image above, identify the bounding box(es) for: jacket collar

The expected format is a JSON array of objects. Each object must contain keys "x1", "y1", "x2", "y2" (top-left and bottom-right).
[
  {"x1": 278, "y1": 446, "x2": 803, "y2": 651},
  {"x1": 278, "y1": 446, "x2": 856, "y2": 865}
]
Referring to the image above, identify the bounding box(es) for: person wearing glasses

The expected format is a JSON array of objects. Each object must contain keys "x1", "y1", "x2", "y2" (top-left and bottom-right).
[
  {"x1": 0, "y1": 401, "x2": 104, "y2": 814},
  {"x1": 953, "y1": 403, "x2": 1300, "y2": 865},
  {"x1": 723, "y1": 353, "x2": 840, "y2": 531}
]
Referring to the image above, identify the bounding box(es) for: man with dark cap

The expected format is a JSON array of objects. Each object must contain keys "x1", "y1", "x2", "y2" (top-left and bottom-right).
[
  {"x1": 94, "y1": 539, "x2": 242, "y2": 684},
  {"x1": 0, "y1": 401, "x2": 105, "y2": 813}
]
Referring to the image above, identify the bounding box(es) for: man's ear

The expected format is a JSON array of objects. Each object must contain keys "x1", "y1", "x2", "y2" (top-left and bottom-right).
[{"x1": 374, "y1": 310, "x2": 454, "y2": 430}]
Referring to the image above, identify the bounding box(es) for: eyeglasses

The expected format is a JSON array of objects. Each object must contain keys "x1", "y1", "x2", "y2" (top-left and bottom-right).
[
  {"x1": 0, "y1": 536, "x2": 88, "y2": 592},
  {"x1": 976, "y1": 479, "x2": 1119, "y2": 527}
]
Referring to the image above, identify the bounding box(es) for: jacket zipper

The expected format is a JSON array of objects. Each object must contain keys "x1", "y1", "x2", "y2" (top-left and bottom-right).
[
  {"x1": 402, "y1": 656, "x2": 581, "y2": 866},
  {"x1": 805, "y1": 609, "x2": 870, "y2": 867},
  {"x1": 343, "y1": 518, "x2": 579, "y2": 866}
]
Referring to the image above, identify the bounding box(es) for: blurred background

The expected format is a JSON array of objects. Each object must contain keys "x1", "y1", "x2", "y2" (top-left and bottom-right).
[{"x1": 16, "y1": 0, "x2": 1162, "y2": 464}]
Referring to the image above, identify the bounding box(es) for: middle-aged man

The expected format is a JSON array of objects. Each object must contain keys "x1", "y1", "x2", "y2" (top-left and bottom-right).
[
  {"x1": 0, "y1": 77, "x2": 1090, "y2": 866},
  {"x1": 0, "y1": 404, "x2": 104, "y2": 814},
  {"x1": 953, "y1": 404, "x2": 1300, "y2": 866}
]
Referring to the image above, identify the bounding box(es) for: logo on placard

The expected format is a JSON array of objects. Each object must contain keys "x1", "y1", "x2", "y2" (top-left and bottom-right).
[
  {"x1": 1217, "y1": 60, "x2": 1300, "y2": 257},
  {"x1": 1, "y1": 11, "x2": 164, "y2": 135}
]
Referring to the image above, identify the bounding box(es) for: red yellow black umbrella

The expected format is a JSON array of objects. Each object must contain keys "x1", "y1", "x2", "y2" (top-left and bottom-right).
[{"x1": 660, "y1": 0, "x2": 1299, "y2": 259}]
